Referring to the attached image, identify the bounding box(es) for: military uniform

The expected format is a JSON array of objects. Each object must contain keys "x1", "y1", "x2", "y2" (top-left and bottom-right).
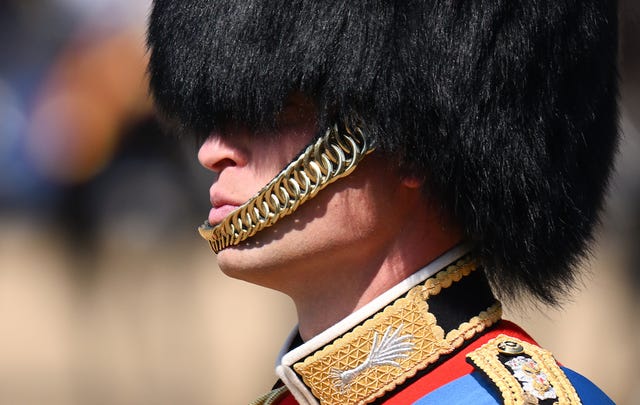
[
  {"x1": 252, "y1": 248, "x2": 612, "y2": 405},
  {"x1": 146, "y1": 1, "x2": 619, "y2": 404}
]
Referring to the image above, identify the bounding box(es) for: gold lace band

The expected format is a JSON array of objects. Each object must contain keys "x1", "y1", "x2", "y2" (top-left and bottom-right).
[
  {"x1": 467, "y1": 335, "x2": 582, "y2": 404},
  {"x1": 249, "y1": 386, "x2": 289, "y2": 405},
  {"x1": 198, "y1": 123, "x2": 375, "y2": 253},
  {"x1": 291, "y1": 258, "x2": 501, "y2": 404}
]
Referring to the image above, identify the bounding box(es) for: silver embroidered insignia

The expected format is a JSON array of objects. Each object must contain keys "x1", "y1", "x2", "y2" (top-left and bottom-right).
[{"x1": 330, "y1": 324, "x2": 415, "y2": 392}]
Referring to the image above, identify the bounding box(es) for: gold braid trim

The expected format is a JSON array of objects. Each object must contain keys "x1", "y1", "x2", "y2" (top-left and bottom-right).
[
  {"x1": 291, "y1": 258, "x2": 502, "y2": 405},
  {"x1": 249, "y1": 386, "x2": 289, "y2": 405},
  {"x1": 467, "y1": 335, "x2": 582, "y2": 404},
  {"x1": 198, "y1": 124, "x2": 375, "y2": 253}
]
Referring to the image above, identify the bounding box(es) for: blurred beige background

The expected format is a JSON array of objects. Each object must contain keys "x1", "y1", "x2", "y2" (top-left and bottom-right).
[{"x1": 1, "y1": 1, "x2": 639, "y2": 404}]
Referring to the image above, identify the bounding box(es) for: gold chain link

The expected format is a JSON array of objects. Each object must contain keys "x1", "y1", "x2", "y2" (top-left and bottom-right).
[{"x1": 198, "y1": 123, "x2": 375, "y2": 253}]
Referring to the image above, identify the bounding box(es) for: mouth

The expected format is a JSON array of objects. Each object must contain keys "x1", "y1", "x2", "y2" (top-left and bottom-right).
[
  {"x1": 208, "y1": 189, "x2": 245, "y2": 225},
  {"x1": 208, "y1": 204, "x2": 240, "y2": 225}
]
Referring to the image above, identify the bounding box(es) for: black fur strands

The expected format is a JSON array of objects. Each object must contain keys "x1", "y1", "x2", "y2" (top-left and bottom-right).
[{"x1": 147, "y1": 0, "x2": 619, "y2": 304}]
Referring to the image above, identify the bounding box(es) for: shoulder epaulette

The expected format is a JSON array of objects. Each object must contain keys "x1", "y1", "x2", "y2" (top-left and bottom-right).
[{"x1": 467, "y1": 334, "x2": 582, "y2": 404}]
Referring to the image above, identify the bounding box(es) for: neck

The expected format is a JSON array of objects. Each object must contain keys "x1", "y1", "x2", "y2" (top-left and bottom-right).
[
  {"x1": 291, "y1": 229, "x2": 463, "y2": 341},
  {"x1": 274, "y1": 249, "x2": 500, "y2": 405}
]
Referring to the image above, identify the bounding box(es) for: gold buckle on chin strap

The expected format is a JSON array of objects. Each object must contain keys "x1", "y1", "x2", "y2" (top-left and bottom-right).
[{"x1": 198, "y1": 123, "x2": 375, "y2": 253}]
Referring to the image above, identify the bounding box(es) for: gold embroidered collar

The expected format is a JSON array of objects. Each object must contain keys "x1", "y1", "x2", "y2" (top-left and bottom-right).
[{"x1": 273, "y1": 246, "x2": 502, "y2": 405}]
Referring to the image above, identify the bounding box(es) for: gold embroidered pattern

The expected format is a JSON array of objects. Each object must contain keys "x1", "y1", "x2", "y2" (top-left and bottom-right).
[
  {"x1": 467, "y1": 335, "x2": 582, "y2": 404},
  {"x1": 292, "y1": 258, "x2": 501, "y2": 405}
]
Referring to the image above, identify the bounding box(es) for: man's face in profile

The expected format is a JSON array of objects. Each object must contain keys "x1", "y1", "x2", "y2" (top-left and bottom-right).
[{"x1": 196, "y1": 95, "x2": 417, "y2": 295}]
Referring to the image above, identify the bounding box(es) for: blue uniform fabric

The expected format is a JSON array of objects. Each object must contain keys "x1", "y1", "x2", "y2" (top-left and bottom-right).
[{"x1": 413, "y1": 367, "x2": 613, "y2": 404}]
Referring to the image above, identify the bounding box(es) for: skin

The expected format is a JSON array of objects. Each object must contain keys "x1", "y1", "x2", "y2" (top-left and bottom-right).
[{"x1": 198, "y1": 97, "x2": 462, "y2": 341}]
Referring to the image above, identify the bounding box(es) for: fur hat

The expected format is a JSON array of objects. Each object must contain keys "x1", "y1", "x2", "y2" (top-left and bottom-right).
[{"x1": 147, "y1": 0, "x2": 619, "y2": 303}]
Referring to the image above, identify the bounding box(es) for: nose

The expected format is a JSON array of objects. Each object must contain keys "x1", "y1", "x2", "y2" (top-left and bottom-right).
[{"x1": 198, "y1": 133, "x2": 248, "y2": 173}]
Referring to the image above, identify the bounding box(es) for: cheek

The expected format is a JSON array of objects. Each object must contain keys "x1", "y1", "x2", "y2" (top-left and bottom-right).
[
  {"x1": 312, "y1": 188, "x2": 383, "y2": 245},
  {"x1": 250, "y1": 137, "x2": 315, "y2": 191},
  {"x1": 267, "y1": 121, "x2": 317, "y2": 159},
  {"x1": 325, "y1": 171, "x2": 406, "y2": 247}
]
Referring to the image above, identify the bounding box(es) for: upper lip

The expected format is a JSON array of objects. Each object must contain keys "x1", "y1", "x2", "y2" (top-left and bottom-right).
[{"x1": 210, "y1": 190, "x2": 243, "y2": 209}]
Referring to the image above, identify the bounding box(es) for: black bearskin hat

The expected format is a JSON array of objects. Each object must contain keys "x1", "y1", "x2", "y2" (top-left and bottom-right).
[{"x1": 147, "y1": 1, "x2": 619, "y2": 304}]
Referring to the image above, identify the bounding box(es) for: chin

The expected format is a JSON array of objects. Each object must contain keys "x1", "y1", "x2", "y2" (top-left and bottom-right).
[
  {"x1": 215, "y1": 248, "x2": 254, "y2": 278},
  {"x1": 214, "y1": 244, "x2": 286, "y2": 287}
]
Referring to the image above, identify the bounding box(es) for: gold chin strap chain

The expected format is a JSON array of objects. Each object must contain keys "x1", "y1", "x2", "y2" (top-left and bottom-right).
[{"x1": 198, "y1": 123, "x2": 375, "y2": 253}]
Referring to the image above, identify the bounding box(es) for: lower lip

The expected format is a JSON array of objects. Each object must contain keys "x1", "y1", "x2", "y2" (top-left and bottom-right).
[{"x1": 208, "y1": 205, "x2": 240, "y2": 225}]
